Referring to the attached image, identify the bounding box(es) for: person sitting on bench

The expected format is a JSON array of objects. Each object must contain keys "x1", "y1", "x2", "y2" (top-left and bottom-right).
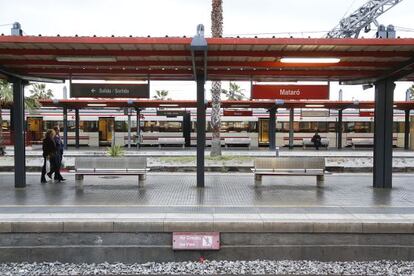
[{"x1": 311, "y1": 130, "x2": 322, "y2": 150}]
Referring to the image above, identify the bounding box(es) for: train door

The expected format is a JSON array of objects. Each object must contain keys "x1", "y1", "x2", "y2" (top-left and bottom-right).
[
  {"x1": 27, "y1": 117, "x2": 43, "y2": 143},
  {"x1": 258, "y1": 118, "x2": 269, "y2": 145},
  {"x1": 98, "y1": 117, "x2": 114, "y2": 146}
]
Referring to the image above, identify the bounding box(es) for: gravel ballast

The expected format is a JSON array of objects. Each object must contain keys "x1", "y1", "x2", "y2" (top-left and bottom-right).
[{"x1": 1, "y1": 260, "x2": 413, "y2": 275}]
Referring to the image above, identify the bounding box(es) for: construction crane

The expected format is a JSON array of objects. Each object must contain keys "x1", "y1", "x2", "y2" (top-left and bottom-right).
[{"x1": 326, "y1": 0, "x2": 403, "y2": 38}]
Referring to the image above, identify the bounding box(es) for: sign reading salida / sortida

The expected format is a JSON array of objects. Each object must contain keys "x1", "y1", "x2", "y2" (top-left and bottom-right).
[
  {"x1": 251, "y1": 84, "x2": 329, "y2": 100},
  {"x1": 172, "y1": 232, "x2": 220, "y2": 250}
]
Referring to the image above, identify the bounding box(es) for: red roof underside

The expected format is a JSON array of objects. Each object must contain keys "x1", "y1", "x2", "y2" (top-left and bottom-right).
[
  {"x1": 1, "y1": 36, "x2": 414, "y2": 82},
  {"x1": 38, "y1": 99, "x2": 414, "y2": 110}
]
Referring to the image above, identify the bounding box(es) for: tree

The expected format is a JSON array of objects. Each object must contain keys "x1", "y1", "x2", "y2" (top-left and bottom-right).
[
  {"x1": 221, "y1": 82, "x2": 246, "y2": 100},
  {"x1": 0, "y1": 80, "x2": 12, "y2": 154},
  {"x1": 210, "y1": 0, "x2": 224, "y2": 157},
  {"x1": 152, "y1": 90, "x2": 172, "y2": 100},
  {"x1": 408, "y1": 84, "x2": 414, "y2": 101},
  {"x1": 0, "y1": 81, "x2": 53, "y2": 154},
  {"x1": 29, "y1": 83, "x2": 54, "y2": 100},
  {"x1": 25, "y1": 83, "x2": 54, "y2": 113}
]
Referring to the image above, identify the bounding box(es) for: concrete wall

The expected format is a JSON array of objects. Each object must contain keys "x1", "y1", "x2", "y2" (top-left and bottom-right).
[{"x1": 0, "y1": 232, "x2": 412, "y2": 263}]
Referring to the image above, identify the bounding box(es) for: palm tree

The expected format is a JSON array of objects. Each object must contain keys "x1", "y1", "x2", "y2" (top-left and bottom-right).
[
  {"x1": 0, "y1": 81, "x2": 53, "y2": 154},
  {"x1": 29, "y1": 83, "x2": 54, "y2": 100},
  {"x1": 222, "y1": 82, "x2": 246, "y2": 100},
  {"x1": 0, "y1": 80, "x2": 12, "y2": 154},
  {"x1": 407, "y1": 84, "x2": 414, "y2": 101},
  {"x1": 210, "y1": 0, "x2": 223, "y2": 157},
  {"x1": 152, "y1": 90, "x2": 172, "y2": 100}
]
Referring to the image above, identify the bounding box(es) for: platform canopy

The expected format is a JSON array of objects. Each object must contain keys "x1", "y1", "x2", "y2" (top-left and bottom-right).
[
  {"x1": 0, "y1": 36, "x2": 414, "y2": 83},
  {"x1": 38, "y1": 99, "x2": 414, "y2": 111}
]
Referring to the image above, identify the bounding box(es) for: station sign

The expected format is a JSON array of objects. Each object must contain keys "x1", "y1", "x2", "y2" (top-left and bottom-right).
[
  {"x1": 157, "y1": 110, "x2": 188, "y2": 117},
  {"x1": 71, "y1": 83, "x2": 149, "y2": 98},
  {"x1": 223, "y1": 110, "x2": 253, "y2": 116},
  {"x1": 172, "y1": 232, "x2": 220, "y2": 250},
  {"x1": 251, "y1": 85, "x2": 329, "y2": 100},
  {"x1": 359, "y1": 111, "x2": 375, "y2": 117}
]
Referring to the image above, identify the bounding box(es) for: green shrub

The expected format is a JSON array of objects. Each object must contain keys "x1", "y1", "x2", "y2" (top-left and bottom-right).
[{"x1": 107, "y1": 145, "x2": 124, "y2": 157}]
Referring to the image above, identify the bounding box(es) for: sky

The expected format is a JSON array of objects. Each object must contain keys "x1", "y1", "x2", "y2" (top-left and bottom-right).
[{"x1": 0, "y1": 0, "x2": 413, "y2": 101}]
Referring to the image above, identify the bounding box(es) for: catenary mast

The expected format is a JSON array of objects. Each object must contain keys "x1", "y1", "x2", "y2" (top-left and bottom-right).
[{"x1": 326, "y1": 0, "x2": 403, "y2": 38}]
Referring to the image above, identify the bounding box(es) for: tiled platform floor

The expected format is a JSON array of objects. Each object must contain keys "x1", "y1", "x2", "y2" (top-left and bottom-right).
[{"x1": 0, "y1": 172, "x2": 413, "y2": 222}]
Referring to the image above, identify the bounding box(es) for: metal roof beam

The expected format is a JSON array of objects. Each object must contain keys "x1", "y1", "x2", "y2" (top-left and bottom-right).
[
  {"x1": 0, "y1": 66, "x2": 64, "y2": 83},
  {"x1": 340, "y1": 56, "x2": 414, "y2": 85},
  {"x1": 1, "y1": 48, "x2": 413, "y2": 58}
]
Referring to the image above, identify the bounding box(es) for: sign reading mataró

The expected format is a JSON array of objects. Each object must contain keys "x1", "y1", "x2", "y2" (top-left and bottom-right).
[
  {"x1": 71, "y1": 83, "x2": 149, "y2": 98},
  {"x1": 251, "y1": 85, "x2": 329, "y2": 100}
]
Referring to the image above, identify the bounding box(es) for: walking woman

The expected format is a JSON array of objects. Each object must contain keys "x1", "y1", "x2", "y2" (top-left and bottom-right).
[
  {"x1": 41, "y1": 129, "x2": 57, "y2": 183},
  {"x1": 50, "y1": 126, "x2": 65, "y2": 181}
]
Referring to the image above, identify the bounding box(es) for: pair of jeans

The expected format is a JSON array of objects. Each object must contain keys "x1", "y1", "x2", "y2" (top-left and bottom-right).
[
  {"x1": 51, "y1": 153, "x2": 63, "y2": 180},
  {"x1": 40, "y1": 154, "x2": 61, "y2": 181},
  {"x1": 41, "y1": 157, "x2": 51, "y2": 181}
]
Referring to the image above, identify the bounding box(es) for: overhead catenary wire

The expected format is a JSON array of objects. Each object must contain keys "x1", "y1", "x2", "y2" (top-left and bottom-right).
[{"x1": 223, "y1": 30, "x2": 330, "y2": 37}]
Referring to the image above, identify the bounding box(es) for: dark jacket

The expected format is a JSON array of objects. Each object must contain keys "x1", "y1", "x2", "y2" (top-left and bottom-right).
[
  {"x1": 312, "y1": 134, "x2": 322, "y2": 144},
  {"x1": 42, "y1": 137, "x2": 57, "y2": 158},
  {"x1": 54, "y1": 134, "x2": 63, "y2": 156}
]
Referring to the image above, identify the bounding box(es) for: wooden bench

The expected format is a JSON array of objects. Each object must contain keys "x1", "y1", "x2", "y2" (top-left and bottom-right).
[
  {"x1": 75, "y1": 157, "x2": 149, "y2": 187},
  {"x1": 302, "y1": 138, "x2": 329, "y2": 149},
  {"x1": 158, "y1": 137, "x2": 185, "y2": 148},
  {"x1": 224, "y1": 138, "x2": 251, "y2": 149},
  {"x1": 252, "y1": 157, "x2": 325, "y2": 187}
]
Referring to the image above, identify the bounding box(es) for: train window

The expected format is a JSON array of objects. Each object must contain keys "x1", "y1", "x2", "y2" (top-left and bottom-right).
[
  {"x1": 344, "y1": 122, "x2": 354, "y2": 133},
  {"x1": 328, "y1": 122, "x2": 337, "y2": 132},
  {"x1": 345, "y1": 122, "x2": 373, "y2": 133},
  {"x1": 221, "y1": 121, "x2": 253, "y2": 132},
  {"x1": 43, "y1": 121, "x2": 63, "y2": 131},
  {"x1": 115, "y1": 121, "x2": 128, "y2": 132},
  {"x1": 143, "y1": 121, "x2": 182, "y2": 132},
  {"x1": 82, "y1": 121, "x2": 98, "y2": 132}
]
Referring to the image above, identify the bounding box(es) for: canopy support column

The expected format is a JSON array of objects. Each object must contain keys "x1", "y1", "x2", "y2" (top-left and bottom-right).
[
  {"x1": 183, "y1": 111, "x2": 191, "y2": 147},
  {"x1": 196, "y1": 74, "x2": 206, "y2": 188},
  {"x1": 63, "y1": 107, "x2": 68, "y2": 150},
  {"x1": 269, "y1": 107, "x2": 276, "y2": 150},
  {"x1": 404, "y1": 109, "x2": 410, "y2": 150},
  {"x1": 127, "y1": 110, "x2": 132, "y2": 149},
  {"x1": 337, "y1": 109, "x2": 343, "y2": 149},
  {"x1": 12, "y1": 78, "x2": 26, "y2": 188},
  {"x1": 75, "y1": 108, "x2": 80, "y2": 149},
  {"x1": 289, "y1": 108, "x2": 294, "y2": 149},
  {"x1": 373, "y1": 79, "x2": 395, "y2": 189},
  {"x1": 136, "y1": 108, "x2": 141, "y2": 149}
]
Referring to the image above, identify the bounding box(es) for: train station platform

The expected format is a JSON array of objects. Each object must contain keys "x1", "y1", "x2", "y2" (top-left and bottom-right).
[
  {"x1": 0, "y1": 172, "x2": 413, "y2": 262},
  {"x1": 2, "y1": 148, "x2": 414, "y2": 173}
]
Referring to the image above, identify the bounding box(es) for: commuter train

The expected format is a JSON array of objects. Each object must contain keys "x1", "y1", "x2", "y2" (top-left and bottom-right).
[{"x1": 0, "y1": 107, "x2": 412, "y2": 148}]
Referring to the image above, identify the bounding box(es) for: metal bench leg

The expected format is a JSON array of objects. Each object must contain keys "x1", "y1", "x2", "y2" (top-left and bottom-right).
[
  {"x1": 138, "y1": 174, "x2": 146, "y2": 188},
  {"x1": 254, "y1": 174, "x2": 262, "y2": 187},
  {"x1": 316, "y1": 175, "x2": 325, "y2": 187},
  {"x1": 75, "y1": 174, "x2": 84, "y2": 181}
]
